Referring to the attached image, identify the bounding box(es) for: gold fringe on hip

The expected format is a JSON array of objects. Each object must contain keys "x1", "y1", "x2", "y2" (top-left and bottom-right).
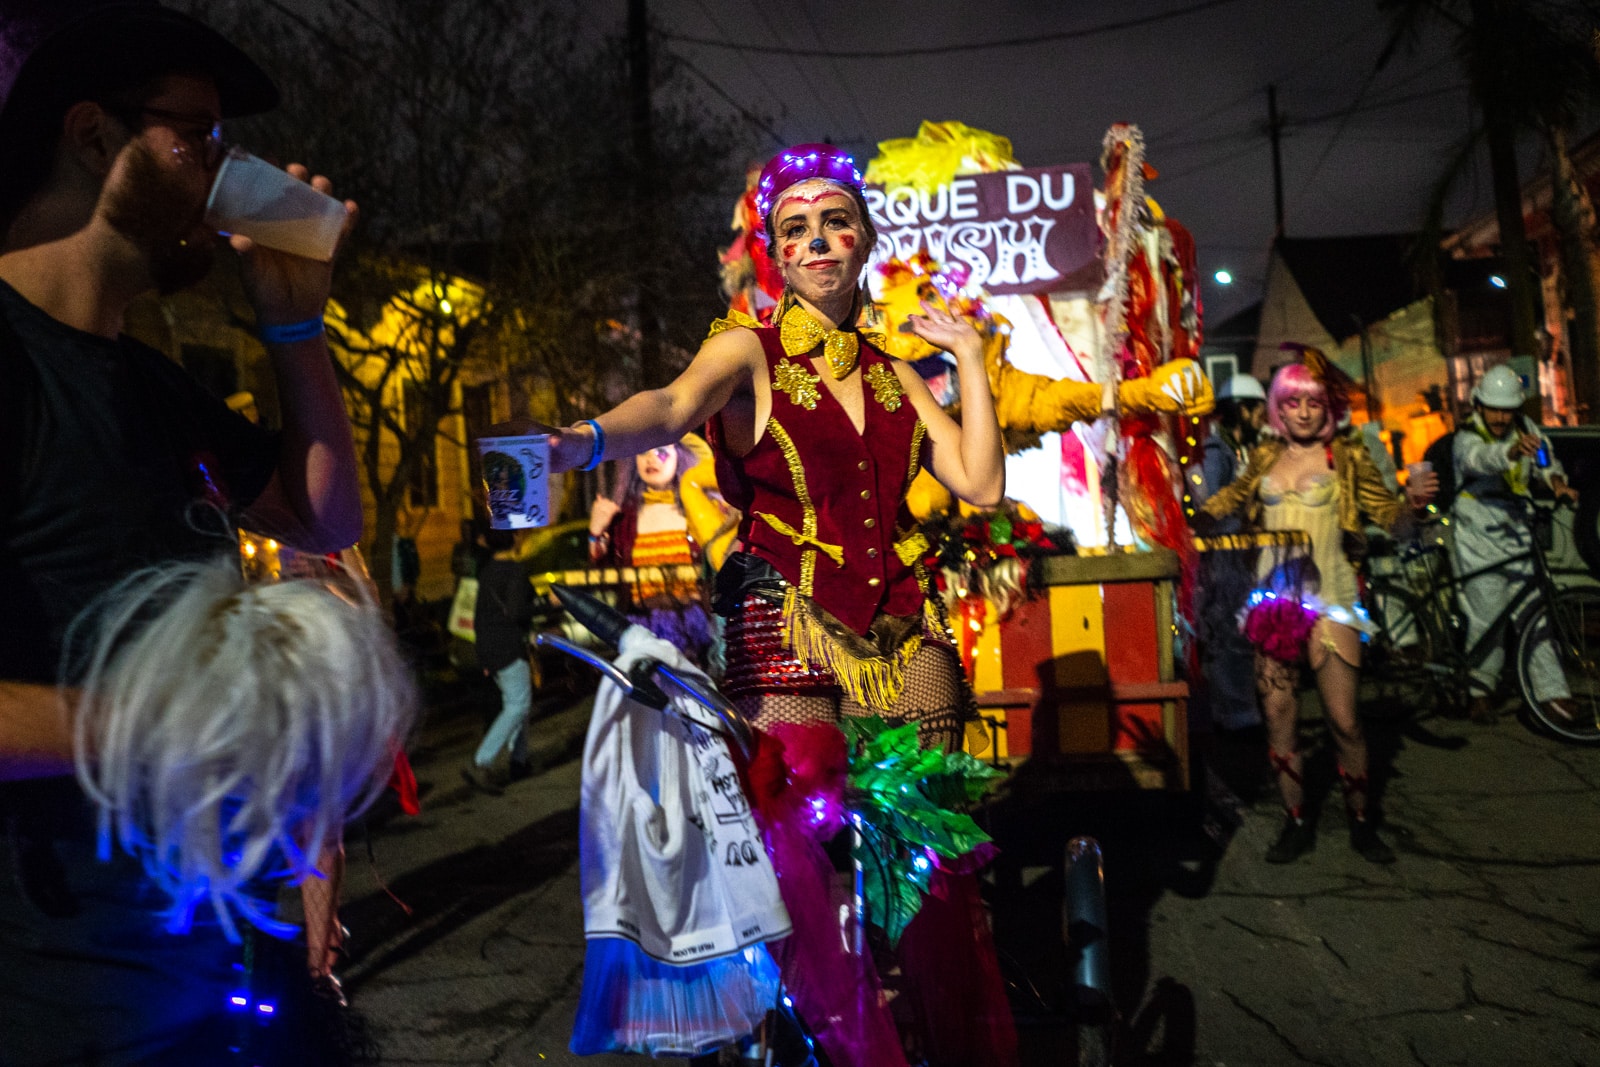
[{"x1": 780, "y1": 585, "x2": 923, "y2": 712}]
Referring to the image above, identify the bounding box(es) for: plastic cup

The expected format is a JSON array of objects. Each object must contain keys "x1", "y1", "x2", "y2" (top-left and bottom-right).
[
  {"x1": 477, "y1": 435, "x2": 551, "y2": 530},
  {"x1": 1406, "y1": 460, "x2": 1433, "y2": 487},
  {"x1": 205, "y1": 148, "x2": 347, "y2": 261}
]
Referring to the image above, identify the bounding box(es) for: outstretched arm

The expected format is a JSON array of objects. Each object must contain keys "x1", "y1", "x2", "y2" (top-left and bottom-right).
[
  {"x1": 547, "y1": 330, "x2": 762, "y2": 474},
  {"x1": 895, "y1": 304, "x2": 1005, "y2": 507}
]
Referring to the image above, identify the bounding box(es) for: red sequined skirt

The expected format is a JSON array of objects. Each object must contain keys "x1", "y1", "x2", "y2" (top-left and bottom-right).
[
  {"x1": 721, "y1": 594, "x2": 837, "y2": 700},
  {"x1": 720, "y1": 593, "x2": 959, "y2": 702}
]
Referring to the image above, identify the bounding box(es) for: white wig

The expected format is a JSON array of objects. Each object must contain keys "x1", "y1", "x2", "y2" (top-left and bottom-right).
[{"x1": 64, "y1": 558, "x2": 419, "y2": 941}]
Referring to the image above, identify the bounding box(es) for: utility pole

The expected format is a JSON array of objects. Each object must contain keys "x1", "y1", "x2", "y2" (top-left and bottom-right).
[
  {"x1": 628, "y1": 0, "x2": 661, "y2": 389},
  {"x1": 1267, "y1": 84, "x2": 1285, "y2": 237}
]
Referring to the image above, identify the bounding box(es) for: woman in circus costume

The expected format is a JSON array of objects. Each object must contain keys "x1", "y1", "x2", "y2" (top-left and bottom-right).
[
  {"x1": 549, "y1": 143, "x2": 1004, "y2": 749},
  {"x1": 1200, "y1": 354, "x2": 1437, "y2": 865},
  {"x1": 587, "y1": 437, "x2": 734, "y2": 667},
  {"x1": 525, "y1": 143, "x2": 1014, "y2": 1066}
]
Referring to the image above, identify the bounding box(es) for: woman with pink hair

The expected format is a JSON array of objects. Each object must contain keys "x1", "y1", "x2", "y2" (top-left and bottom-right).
[{"x1": 1202, "y1": 356, "x2": 1437, "y2": 864}]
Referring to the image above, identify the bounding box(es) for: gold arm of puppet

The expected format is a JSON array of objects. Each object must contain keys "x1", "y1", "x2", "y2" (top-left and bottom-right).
[
  {"x1": 985, "y1": 330, "x2": 1107, "y2": 433},
  {"x1": 1116, "y1": 359, "x2": 1215, "y2": 418}
]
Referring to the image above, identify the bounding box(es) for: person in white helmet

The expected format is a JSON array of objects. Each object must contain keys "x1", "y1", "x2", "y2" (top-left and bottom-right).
[
  {"x1": 1192, "y1": 373, "x2": 1267, "y2": 730},
  {"x1": 1198, "y1": 375, "x2": 1268, "y2": 507},
  {"x1": 1452, "y1": 365, "x2": 1579, "y2": 724}
]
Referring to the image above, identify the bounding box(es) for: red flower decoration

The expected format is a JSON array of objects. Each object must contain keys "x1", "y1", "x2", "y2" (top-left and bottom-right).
[{"x1": 1243, "y1": 597, "x2": 1317, "y2": 664}]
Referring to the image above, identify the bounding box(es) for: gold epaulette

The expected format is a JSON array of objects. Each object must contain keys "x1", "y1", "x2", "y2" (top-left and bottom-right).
[{"x1": 705, "y1": 308, "x2": 762, "y2": 342}]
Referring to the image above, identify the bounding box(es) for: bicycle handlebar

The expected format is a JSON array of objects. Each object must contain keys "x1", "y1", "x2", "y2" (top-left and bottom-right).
[{"x1": 536, "y1": 584, "x2": 756, "y2": 758}]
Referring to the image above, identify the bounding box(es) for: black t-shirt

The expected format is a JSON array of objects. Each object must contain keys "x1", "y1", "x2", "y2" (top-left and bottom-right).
[
  {"x1": 474, "y1": 555, "x2": 534, "y2": 673},
  {"x1": 0, "y1": 279, "x2": 280, "y2": 683}
]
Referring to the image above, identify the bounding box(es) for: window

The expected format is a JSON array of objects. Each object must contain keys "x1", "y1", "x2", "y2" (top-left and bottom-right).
[
  {"x1": 404, "y1": 382, "x2": 439, "y2": 508},
  {"x1": 1205, "y1": 354, "x2": 1238, "y2": 387}
]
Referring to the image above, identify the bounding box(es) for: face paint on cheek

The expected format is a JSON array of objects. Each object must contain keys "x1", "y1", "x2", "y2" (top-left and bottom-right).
[
  {"x1": 839, "y1": 234, "x2": 856, "y2": 250},
  {"x1": 782, "y1": 243, "x2": 797, "y2": 260}
]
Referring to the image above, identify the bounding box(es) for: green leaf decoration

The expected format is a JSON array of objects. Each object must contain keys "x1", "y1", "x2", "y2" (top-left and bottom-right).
[
  {"x1": 987, "y1": 514, "x2": 1013, "y2": 546},
  {"x1": 841, "y1": 711, "x2": 1005, "y2": 945}
]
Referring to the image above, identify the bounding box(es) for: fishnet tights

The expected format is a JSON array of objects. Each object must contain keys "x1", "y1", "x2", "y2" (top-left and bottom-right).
[{"x1": 735, "y1": 643, "x2": 968, "y2": 752}]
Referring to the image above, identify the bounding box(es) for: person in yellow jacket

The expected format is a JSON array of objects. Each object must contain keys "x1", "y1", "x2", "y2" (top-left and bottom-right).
[{"x1": 1201, "y1": 358, "x2": 1437, "y2": 866}]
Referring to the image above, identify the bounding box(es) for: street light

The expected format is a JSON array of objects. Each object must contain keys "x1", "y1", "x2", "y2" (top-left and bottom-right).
[
  {"x1": 1489, "y1": 274, "x2": 1507, "y2": 289},
  {"x1": 1214, "y1": 269, "x2": 1233, "y2": 285}
]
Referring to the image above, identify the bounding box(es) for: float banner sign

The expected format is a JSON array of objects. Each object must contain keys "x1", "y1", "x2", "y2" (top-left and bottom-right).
[{"x1": 864, "y1": 164, "x2": 1099, "y2": 296}]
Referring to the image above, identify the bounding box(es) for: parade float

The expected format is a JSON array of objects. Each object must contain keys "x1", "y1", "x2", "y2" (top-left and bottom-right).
[{"x1": 720, "y1": 120, "x2": 1212, "y2": 788}]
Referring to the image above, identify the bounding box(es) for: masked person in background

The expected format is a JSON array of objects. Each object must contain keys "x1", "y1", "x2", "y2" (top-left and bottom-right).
[
  {"x1": 462, "y1": 527, "x2": 535, "y2": 794},
  {"x1": 588, "y1": 436, "x2": 733, "y2": 668},
  {"x1": 1451, "y1": 365, "x2": 1579, "y2": 725},
  {"x1": 1198, "y1": 374, "x2": 1267, "y2": 510}
]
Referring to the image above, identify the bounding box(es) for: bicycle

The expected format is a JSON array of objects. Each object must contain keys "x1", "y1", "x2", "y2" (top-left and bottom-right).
[
  {"x1": 1362, "y1": 499, "x2": 1600, "y2": 744},
  {"x1": 537, "y1": 584, "x2": 1083, "y2": 1066}
]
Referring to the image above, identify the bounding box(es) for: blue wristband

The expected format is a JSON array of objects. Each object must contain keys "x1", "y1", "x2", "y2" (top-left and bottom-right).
[
  {"x1": 578, "y1": 419, "x2": 606, "y2": 472},
  {"x1": 259, "y1": 317, "x2": 326, "y2": 345}
]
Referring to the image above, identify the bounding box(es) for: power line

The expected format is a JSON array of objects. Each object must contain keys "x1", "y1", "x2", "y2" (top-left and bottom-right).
[
  {"x1": 688, "y1": 0, "x2": 798, "y2": 135},
  {"x1": 1152, "y1": 79, "x2": 1467, "y2": 155},
  {"x1": 662, "y1": 0, "x2": 1248, "y2": 59},
  {"x1": 1144, "y1": 12, "x2": 1386, "y2": 146},
  {"x1": 736, "y1": 0, "x2": 839, "y2": 138},
  {"x1": 1295, "y1": 82, "x2": 1466, "y2": 127},
  {"x1": 1159, "y1": 140, "x2": 1265, "y2": 185},
  {"x1": 796, "y1": 0, "x2": 874, "y2": 140},
  {"x1": 1292, "y1": 52, "x2": 1462, "y2": 199},
  {"x1": 1293, "y1": 61, "x2": 1385, "y2": 205},
  {"x1": 670, "y1": 52, "x2": 787, "y2": 145}
]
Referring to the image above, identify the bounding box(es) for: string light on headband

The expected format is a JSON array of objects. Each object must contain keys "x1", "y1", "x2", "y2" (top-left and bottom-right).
[{"x1": 755, "y1": 143, "x2": 865, "y2": 219}]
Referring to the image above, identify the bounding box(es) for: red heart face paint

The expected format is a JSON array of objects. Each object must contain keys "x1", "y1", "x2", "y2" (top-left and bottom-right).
[
  {"x1": 839, "y1": 234, "x2": 856, "y2": 250},
  {"x1": 782, "y1": 242, "x2": 798, "y2": 260}
]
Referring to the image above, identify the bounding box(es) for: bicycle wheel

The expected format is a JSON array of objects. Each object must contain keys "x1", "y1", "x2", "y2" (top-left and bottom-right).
[{"x1": 1517, "y1": 588, "x2": 1600, "y2": 744}]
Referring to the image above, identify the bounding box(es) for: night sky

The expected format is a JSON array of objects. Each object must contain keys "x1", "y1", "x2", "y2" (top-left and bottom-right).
[{"x1": 606, "y1": 0, "x2": 1512, "y2": 327}]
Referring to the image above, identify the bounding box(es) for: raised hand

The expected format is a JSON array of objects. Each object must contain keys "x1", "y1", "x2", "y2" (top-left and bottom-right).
[
  {"x1": 234, "y1": 165, "x2": 357, "y2": 329},
  {"x1": 905, "y1": 300, "x2": 982, "y2": 363},
  {"x1": 1406, "y1": 470, "x2": 1440, "y2": 508},
  {"x1": 1510, "y1": 432, "x2": 1542, "y2": 460}
]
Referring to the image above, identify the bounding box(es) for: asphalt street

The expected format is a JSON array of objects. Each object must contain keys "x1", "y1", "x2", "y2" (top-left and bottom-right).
[{"x1": 320, "y1": 675, "x2": 1600, "y2": 1067}]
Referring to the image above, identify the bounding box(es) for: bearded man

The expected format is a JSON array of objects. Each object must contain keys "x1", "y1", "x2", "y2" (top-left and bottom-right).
[{"x1": 0, "y1": 2, "x2": 363, "y2": 1062}]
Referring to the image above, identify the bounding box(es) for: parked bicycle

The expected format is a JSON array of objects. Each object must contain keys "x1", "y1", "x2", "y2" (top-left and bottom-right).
[{"x1": 1362, "y1": 499, "x2": 1600, "y2": 743}]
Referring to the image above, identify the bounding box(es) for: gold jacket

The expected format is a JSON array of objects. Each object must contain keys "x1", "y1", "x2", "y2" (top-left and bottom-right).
[{"x1": 1200, "y1": 431, "x2": 1409, "y2": 558}]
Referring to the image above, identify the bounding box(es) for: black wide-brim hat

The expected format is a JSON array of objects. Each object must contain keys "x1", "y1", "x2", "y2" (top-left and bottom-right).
[{"x1": 0, "y1": 0, "x2": 279, "y2": 130}]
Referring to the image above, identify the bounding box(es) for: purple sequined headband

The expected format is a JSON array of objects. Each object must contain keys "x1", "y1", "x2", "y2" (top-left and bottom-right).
[{"x1": 755, "y1": 143, "x2": 865, "y2": 221}]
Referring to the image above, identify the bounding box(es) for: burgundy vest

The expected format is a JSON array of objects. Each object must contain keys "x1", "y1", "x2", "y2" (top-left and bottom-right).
[{"x1": 711, "y1": 327, "x2": 928, "y2": 635}]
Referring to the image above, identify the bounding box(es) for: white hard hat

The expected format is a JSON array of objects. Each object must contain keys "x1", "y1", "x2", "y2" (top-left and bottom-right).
[
  {"x1": 1217, "y1": 373, "x2": 1266, "y2": 402},
  {"x1": 1472, "y1": 365, "x2": 1526, "y2": 409}
]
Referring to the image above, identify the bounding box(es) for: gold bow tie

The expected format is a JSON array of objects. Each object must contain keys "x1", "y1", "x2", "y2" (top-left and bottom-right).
[{"x1": 779, "y1": 302, "x2": 859, "y2": 380}]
